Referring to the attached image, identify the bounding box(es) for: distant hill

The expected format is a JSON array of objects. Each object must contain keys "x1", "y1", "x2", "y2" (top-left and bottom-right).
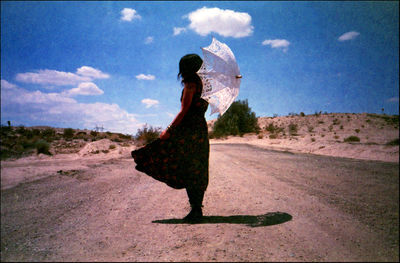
[{"x1": 208, "y1": 113, "x2": 399, "y2": 145}]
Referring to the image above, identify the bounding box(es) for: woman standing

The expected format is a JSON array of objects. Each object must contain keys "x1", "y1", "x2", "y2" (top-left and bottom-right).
[{"x1": 131, "y1": 54, "x2": 209, "y2": 222}]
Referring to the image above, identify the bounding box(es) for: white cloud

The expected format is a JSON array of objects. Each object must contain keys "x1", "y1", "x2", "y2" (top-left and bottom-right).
[
  {"x1": 16, "y1": 67, "x2": 109, "y2": 86},
  {"x1": 76, "y1": 66, "x2": 110, "y2": 79},
  {"x1": 338, "y1": 31, "x2": 360, "y2": 41},
  {"x1": 145, "y1": 36, "x2": 154, "y2": 44},
  {"x1": 262, "y1": 39, "x2": 290, "y2": 52},
  {"x1": 173, "y1": 27, "x2": 187, "y2": 36},
  {"x1": 141, "y1": 98, "x2": 159, "y2": 108},
  {"x1": 16, "y1": 69, "x2": 91, "y2": 86},
  {"x1": 66, "y1": 82, "x2": 104, "y2": 96},
  {"x1": 186, "y1": 7, "x2": 253, "y2": 38},
  {"x1": 1, "y1": 79, "x2": 18, "y2": 90},
  {"x1": 1, "y1": 81, "x2": 143, "y2": 134},
  {"x1": 120, "y1": 8, "x2": 141, "y2": 22},
  {"x1": 1, "y1": 82, "x2": 76, "y2": 105},
  {"x1": 136, "y1": 74, "x2": 155, "y2": 80}
]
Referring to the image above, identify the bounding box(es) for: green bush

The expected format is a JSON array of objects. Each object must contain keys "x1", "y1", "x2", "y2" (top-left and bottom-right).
[
  {"x1": 269, "y1": 134, "x2": 278, "y2": 139},
  {"x1": 386, "y1": 138, "x2": 399, "y2": 146},
  {"x1": 63, "y1": 128, "x2": 75, "y2": 139},
  {"x1": 16, "y1": 125, "x2": 26, "y2": 135},
  {"x1": 90, "y1": 130, "x2": 98, "y2": 137},
  {"x1": 42, "y1": 128, "x2": 56, "y2": 142},
  {"x1": 135, "y1": 124, "x2": 161, "y2": 145},
  {"x1": 212, "y1": 100, "x2": 260, "y2": 138},
  {"x1": 35, "y1": 139, "x2": 52, "y2": 155},
  {"x1": 118, "y1": 133, "x2": 133, "y2": 140},
  {"x1": 32, "y1": 129, "x2": 41, "y2": 136},
  {"x1": 265, "y1": 123, "x2": 284, "y2": 134},
  {"x1": 265, "y1": 123, "x2": 277, "y2": 133},
  {"x1": 344, "y1": 136, "x2": 360, "y2": 143},
  {"x1": 288, "y1": 123, "x2": 298, "y2": 136}
]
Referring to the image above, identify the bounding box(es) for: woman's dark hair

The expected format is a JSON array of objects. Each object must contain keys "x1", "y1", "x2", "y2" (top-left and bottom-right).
[{"x1": 178, "y1": 54, "x2": 203, "y2": 84}]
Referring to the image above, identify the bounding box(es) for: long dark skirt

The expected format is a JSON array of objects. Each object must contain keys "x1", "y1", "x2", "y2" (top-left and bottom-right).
[{"x1": 131, "y1": 120, "x2": 209, "y2": 192}]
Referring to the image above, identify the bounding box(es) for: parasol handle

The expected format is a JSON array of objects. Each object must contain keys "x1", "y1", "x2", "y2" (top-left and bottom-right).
[{"x1": 236, "y1": 75, "x2": 242, "y2": 79}]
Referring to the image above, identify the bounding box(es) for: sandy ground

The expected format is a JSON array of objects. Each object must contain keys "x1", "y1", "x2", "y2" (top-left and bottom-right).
[
  {"x1": 1, "y1": 139, "x2": 399, "y2": 261},
  {"x1": 210, "y1": 113, "x2": 399, "y2": 163}
]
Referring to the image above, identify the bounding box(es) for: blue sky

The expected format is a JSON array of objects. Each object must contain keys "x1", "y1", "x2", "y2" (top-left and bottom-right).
[{"x1": 1, "y1": 1, "x2": 399, "y2": 134}]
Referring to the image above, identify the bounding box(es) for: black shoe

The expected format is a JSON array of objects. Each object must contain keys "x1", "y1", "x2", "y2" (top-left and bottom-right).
[{"x1": 183, "y1": 207, "x2": 203, "y2": 222}]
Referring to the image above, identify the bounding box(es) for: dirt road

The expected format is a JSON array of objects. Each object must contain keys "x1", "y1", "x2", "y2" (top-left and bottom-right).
[{"x1": 1, "y1": 144, "x2": 398, "y2": 261}]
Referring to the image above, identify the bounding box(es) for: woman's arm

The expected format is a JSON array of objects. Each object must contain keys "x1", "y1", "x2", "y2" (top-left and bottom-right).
[{"x1": 160, "y1": 82, "x2": 196, "y2": 140}]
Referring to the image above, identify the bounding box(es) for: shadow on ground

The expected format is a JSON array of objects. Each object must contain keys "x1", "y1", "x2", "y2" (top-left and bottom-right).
[{"x1": 153, "y1": 211, "x2": 292, "y2": 227}]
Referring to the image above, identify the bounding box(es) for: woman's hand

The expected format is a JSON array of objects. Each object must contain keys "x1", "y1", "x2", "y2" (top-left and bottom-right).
[{"x1": 160, "y1": 129, "x2": 170, "y2": 140}]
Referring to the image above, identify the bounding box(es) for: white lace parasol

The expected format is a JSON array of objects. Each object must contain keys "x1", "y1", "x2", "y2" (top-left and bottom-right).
[{"x1": 197, "y1": 38, "x2": 242, "y2": 116}]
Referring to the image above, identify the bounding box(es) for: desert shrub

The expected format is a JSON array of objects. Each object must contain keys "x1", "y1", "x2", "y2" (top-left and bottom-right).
[
  {"x1": 344, "y1": 136, "x2": 360, "y2": 143},
  {"x1": 74, "y1": 131, "x2": 88, "y2": 140},
  {"x1": 265, "y1": 123, "x2": 277, "y2": 133},
  {"x1": 0, "y1": 124, "x2": 12, "y2": 136},
  {"x1": 311, "y1": 138, "x2": 316, "y2": 142},
  {"x1": 332, "y1": 118, "x2": 340, "y2": 125},
  {"x1": 135, "y1": 124, "x2": 162, "y2": 145},
  {"x1": 367, "y1": 114, "x2": 399, "y2": 126},
  {"x1": 118, "y1": 133, "x2": 132, "y2": 140},
  {"x1": 288, "y1": 123, "x2": 298, "y2": 136},
  {"x1": 42, "y1": 128, "x2": 56, "y2": 138},
  {"x1": 265, "y1": 123, "x2": 284, "y2": 134},
  {"x1": 20, "y1": 137, "x2": 37, "y2": 149},
  {"x1": 208, "y1": 131, "x2": 215, "y2": 139},
  {"x1": 269, "y1": 134, "x2": 277, "y2": 139},
  {"x1": 308, "y1": 126, "x2": 314, "y2": 133},
  {"x1": 90, "y1": 130, "x2": 98, "y2": 137},
  {"x1": 109, "y1": 144, "x2": 116, "y2": 150},
  {"x1": 35, "y1": 139, "x2": 52, "y2": 155},
  {"x1": 107, "y1": 133, "x2": 125, "y2": 142},
  {"x1": 257, "y1": 134, "x2": 263, "y2": 139},
  {"x1": 63, "y1": 128, "x2": 75, "y2": 139},
  {"x1": 386, "y1": 138, "x2": 399, "y2": 146},
  {"x1": 355, "y1": 129, "x2": 360, "y2": 133},
  {"x1": 300, "y1": 112, "x2": 305, "y2": 117},
  {"x1": 212, "y1": 100, "x2": 260, "y2": 138},
  {"x1": 32, "y1": 129, "x2": 41, "y2": 136},
  {"x1": 96, "y1": 133, "x2": 107, "y2": 140},
  {"x1": 16, "y1": 125, "x2": 26, "y2": 135}
]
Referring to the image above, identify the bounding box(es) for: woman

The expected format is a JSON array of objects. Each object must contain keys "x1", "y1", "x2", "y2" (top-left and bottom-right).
[{"x1": 131, "y1": 54, "x2": 209, "y2": 222}]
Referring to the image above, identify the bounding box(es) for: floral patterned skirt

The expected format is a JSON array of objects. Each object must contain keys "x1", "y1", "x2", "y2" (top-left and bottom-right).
[{"x1": 131, "y1": 119, "x2": 209, "y2": 191}]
